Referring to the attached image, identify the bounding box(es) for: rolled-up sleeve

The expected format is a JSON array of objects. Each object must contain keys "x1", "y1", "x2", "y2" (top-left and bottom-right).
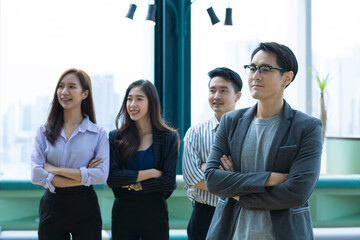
[
  {"x1": 80, "y1": 128, "x2": 109, "y2": 186},
  {"x1": 30, "y1": 126, "x2": 56, "y2": 192}
]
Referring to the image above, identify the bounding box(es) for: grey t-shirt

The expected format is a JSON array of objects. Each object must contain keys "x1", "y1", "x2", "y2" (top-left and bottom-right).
[{"x1": 232, "y1": 113, "x2": 282, "y2": 240}]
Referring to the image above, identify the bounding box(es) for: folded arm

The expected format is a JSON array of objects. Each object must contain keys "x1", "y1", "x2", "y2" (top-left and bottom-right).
[
  {"x1": 141, "y1": 132, "x2": 178, "y2": 193},
  {"x1": 30, "y1": 126, "x2": 56, "y2": 192},
  {"x1": 51, "y1": 175, "x2": 82, "y2": 187},
  {"x1": 78, "y1": 129, "x2": 109, "y2": 186},
  {"x1": 205, "y1": 116, "x2": 271, "y2": 197},
  {"x1": 106, "y1": 131, "x2": 164, "y2": 189},
  {"x1": 44, "y1": 157, "x2": 104, "y2": 187},
  {"x1": 238, "y1": 119, "x2": 322, "y2": 210},
  {"x1": 182, "y1": 128, "x2": 208, "y2": 191}
]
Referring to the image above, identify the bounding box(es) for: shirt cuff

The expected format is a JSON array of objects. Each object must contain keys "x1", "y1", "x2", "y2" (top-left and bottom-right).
[
  {"x1": 80, "y1": 167, "x2": 91, "y2": 186},
  {"x1": 45, "y1": 173, "x2": 55, "y2": 193},
  {"x1": 188, "y1": 171, "x2": 205, "y2": 187}
]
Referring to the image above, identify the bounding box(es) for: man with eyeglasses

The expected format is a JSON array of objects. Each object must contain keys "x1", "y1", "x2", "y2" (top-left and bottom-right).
[{"x1": 205, "y1": 42, "x2": 322, "y2": 240}]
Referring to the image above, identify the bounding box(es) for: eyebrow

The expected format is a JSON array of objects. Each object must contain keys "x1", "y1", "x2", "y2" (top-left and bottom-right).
[
  {"x1": 59, "y1": 81, "x2": 78, "y2": 85},
  {"x1": 209, "y1": 86, "x2": 230, "y2": 89},
  {"x1": 128, "y1": 94, "x2": 145, "y2": 97},
  {"x1": 250, "y1": 63, "x2": 272, "y2": 67}
]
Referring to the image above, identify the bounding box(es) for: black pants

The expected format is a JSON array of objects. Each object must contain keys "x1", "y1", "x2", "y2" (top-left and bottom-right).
[
  {"x1": 38, "y1": 186, "x2": 102, "y2": 240},
  {"x1": 111, "y1": 191, "x2": 169, "y2": 240},
  {"x1": 187, "y1": 201, "x2": 216, "y2": 240}
]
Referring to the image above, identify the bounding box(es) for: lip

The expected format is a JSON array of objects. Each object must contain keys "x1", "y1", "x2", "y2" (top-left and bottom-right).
[
  {"x1": 129, "y1": 110, "x2": 139, "y2": 116},
  {"x1": 61, "y1": 98, "x2": 72, "y2": 102},
  {"x1": 212, "y1": 102, "x2": 223, "y2": 108},
  {"x1": 212, "y1": 102, "x2": 223, "y2": 106}
]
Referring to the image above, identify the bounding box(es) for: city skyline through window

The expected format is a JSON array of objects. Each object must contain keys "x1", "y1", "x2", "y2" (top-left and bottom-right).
[
  {"x1": 0, "y1": 0, "x2": 359, "y2": 179},
  {"x1": 0, "y1": 0, "x2": 154, "y2": 179},
  {"x1": 191, "y1": 0, "x2": 360, "y2": 174},
  {"x1": 191, "y1": 0, "x2": 300, "y2": 125}
]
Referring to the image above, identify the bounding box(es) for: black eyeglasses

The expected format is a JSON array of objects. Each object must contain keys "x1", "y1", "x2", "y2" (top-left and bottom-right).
[{"x1": 244, "y1": 65, "x2": 284, "y2": 76}]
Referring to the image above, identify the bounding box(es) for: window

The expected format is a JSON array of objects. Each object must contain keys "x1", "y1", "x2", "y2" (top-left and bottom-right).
[
  {"x1": 191, "y1": 0, "x2": 302, "y2": 125},
  {"x1": 312, "y1": 0, "x2": 360, "y2": 136},
  {"x1": 0, "y1": 0, "x2": 154, "y2": 179}
]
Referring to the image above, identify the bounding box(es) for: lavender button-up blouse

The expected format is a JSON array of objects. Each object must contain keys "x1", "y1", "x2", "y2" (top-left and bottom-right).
[{"x1": 30, "y1": 116, "x2": 109, "y2": 193}]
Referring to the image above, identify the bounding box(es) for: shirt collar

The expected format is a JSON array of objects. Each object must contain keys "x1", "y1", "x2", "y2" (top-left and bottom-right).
[
  {"x1": 78, "y1": 115, "x2": 99, "y2": 134},
  {"x1": 210, "y1": 115, "x2": 220, "y2": 131}
]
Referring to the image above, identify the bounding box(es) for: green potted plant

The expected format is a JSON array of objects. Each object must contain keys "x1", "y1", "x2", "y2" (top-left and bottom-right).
[
  {"x1": 308, "y1": 70, "x2": 360, "y2": 174},
  {"x1": 308, "y1": 69, "x2": 330, "y2": 144}
]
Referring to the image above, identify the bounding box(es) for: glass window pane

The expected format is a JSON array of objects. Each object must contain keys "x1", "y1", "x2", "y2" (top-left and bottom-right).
[
  {"x1": 312, "y1": 0, "x2": 360, "y2": 136},
  {"x1": 191, "y1": 0, "x2": 300, "y2": 125},
  {"x1": 0, "y1": 0, "x2": 154, "y2": 179}
]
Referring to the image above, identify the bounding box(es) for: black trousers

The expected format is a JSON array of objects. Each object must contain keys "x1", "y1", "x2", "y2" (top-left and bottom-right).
[
  {"x1": 187, "y1": 201, "x2": 216, "y2": 240},
  {"x1": 38, "y1": 186, "x2": 102, "y2": 240},
  {"x1": 111, "y1": 191, "x2": 169, "y2": 240}
]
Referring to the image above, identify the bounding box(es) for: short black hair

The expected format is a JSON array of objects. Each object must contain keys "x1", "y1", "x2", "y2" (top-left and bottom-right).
[
  {"x1": 208, "y1": 67, "x2": 243, "y2": 92},
  {"x1": 251, "y1": 42, "x2": 298, "y2": 87}
]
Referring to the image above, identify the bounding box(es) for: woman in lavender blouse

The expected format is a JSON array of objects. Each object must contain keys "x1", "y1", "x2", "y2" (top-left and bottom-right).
[
  {"x1": 30, "y1": 68, "x2": 109, "y2": 240},
  {"x1": 107, "y1": 80, "x2": 179, "y2": 240}
]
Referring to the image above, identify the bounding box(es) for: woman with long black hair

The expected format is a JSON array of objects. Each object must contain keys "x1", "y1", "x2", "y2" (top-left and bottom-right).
[
  {"x1": 107, "y1": 80, "x2": 179, "y2": 240},
  {"x1": 31, "y1": 68, "x2": 109, "y2": 240}
]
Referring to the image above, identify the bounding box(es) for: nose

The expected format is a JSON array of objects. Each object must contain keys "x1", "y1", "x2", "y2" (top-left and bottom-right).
[
  {"x1": 252, "y1": 68, "x2": 261, "y2": 79},
  {"x1": 130, "y1": 99, "x2": 136, "y2": 106},
  {"x1": 214, "y1": 91, "x2": 221, "y2": 99},
  {"x1": 61, "y1": 87, "x2": 69, "y2": 95}
]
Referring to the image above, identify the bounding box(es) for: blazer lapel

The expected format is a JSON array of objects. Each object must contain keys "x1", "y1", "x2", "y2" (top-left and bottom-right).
[
  {"x1": 152, "y1": 128, "x2": 162, "y2": 169},
  {"x1": 266, "y1": 100, "x2": 293, "y2": 171}
]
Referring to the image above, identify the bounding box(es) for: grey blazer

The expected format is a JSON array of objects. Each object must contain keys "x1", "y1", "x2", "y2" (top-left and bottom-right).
[{"x1": 205, "y1": 100, "x2": 322, "y2": 240}]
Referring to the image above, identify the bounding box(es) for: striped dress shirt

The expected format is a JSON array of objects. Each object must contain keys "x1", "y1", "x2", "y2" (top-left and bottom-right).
[{"x1": 182, "y1": 115, "x2": 219, "y2": 207}]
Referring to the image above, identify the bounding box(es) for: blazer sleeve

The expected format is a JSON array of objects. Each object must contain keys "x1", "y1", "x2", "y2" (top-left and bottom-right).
[
  {"x1": 106, "y1": 130, "x2": 139, "y2": 188},
  {"x1": 141, "y1": 131, "x2": 178, "y2": 193},
  {"x1": 205, "y1": 113, "x2": 271, "y2": 197},
  {"x1": 238, "y1": 117, "x2": 322, "y2": 210}
]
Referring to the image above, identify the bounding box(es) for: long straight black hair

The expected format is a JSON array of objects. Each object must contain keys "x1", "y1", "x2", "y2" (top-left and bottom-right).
[
  {"x1": 115, "y1": 80, "x2": 178, "y2": 163},
  {"x1": 45, "y1": 68, "x2": 96, "y2": 145}
]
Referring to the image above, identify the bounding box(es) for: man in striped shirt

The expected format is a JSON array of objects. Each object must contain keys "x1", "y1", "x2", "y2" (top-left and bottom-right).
[{"x1": 182, "y1": 67, "x2": 242, "y2": 240}]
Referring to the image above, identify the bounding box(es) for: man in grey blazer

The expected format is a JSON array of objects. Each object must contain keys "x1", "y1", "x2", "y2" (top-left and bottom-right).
[{"x1": 205, "y1": 42, "x2": 322, "y2": 240}]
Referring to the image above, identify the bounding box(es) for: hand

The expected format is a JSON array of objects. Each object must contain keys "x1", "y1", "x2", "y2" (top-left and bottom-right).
[
  {"x1": 44, "y1": 162, "x2": 58, "y2": 174},
  {"x1": 219, "y1": 156, "x2": 238, "y2": 200},
  {"x1": 151, "y1": 169, "x2": 162, "y2": 178},
  {"x1": 265, "y1": 172, "x2": 289, "y2": 187},
  {"x1": 87, "y1": 157, "x2": 103, "y2": 168},
  {"x1": 219, "y1": 155, "x2": 235, "y2": 172},
  {"x1": 137, "y1": 169, "x2": 162, "y2": 182},
  {"x1": 200, "y1": 163, "x2": 206, "y2": 173},
  {"x1": 131, "y1": 182, "x2": 142, "y2": 191}
]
